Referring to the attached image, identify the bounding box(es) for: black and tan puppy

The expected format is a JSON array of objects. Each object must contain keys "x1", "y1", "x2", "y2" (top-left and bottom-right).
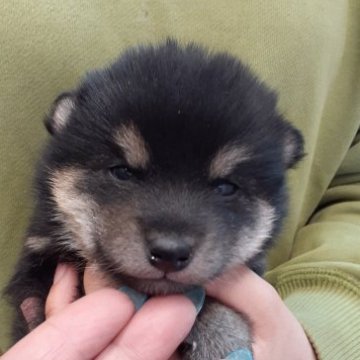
[{"x1": 5, "y1": 40, "x2": 303, "y2": 358}]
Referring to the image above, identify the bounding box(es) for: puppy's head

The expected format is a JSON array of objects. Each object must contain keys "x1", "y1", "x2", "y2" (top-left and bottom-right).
[{"x1": 41, "y1": 41, "x2": 303, "y2": 294}]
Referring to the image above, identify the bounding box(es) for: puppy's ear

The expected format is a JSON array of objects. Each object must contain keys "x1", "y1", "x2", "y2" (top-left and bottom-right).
[
  {"x1": 283, "y1": 123, "x2": 305, "y2": 168},
  {"x1": 44, "y1": 92, "x2": 75, "y2": 136}
]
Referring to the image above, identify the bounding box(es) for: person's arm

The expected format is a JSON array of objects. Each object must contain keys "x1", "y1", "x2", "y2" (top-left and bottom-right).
[{"x1": 266, "y1": 132, "x2": 360, "y2": 360}]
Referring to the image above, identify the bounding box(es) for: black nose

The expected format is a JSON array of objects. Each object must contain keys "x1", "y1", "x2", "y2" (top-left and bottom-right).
[{"x1": 149, "y1": 241, "x2": 191, "y2": 272}]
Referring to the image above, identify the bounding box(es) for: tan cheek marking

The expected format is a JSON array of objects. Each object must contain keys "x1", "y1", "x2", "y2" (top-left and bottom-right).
[
  {"x1": 233, "y1": 199, "x2": 276, "y2": 264},
  {"x1": 99, "y1": 209, "x2": 151, "y2": 275},
  {"x1": 209, "y1": 145, "x2": 250, "y2": 179},
  {"x1": 114, "y1": 122, "x2": 150, "y2": 169},
  {"x1": 50, "y1": 168, "x2": 98, "y2": 254}
]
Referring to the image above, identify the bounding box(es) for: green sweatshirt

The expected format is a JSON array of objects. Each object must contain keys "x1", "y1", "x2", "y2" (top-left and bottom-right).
[{"x1": 0, "y1": 1, "x2": 359, "y2": 358}]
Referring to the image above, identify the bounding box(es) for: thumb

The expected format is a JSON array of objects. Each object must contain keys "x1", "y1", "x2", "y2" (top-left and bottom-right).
[{"x1": 45, "y1": 263, "x2": 79, "y2": 318}]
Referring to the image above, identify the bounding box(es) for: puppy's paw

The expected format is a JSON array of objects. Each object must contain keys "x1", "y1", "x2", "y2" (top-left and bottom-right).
[
  {"x1": 180, "y1": 298, "x2": 252, "y2": 360},
  {"x1": 20, "y1": 296, "x2": 45, "y2": 331}
]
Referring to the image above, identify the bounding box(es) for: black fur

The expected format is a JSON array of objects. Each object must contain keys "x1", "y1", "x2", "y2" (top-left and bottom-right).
[{"x1": 5, "y1": 40, "x2": 303, "y2": 356}]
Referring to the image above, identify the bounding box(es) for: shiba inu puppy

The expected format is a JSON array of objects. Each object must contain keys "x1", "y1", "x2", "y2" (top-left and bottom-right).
[{"x1": 5, "y1": 40, "x2": 303, "y2": 359}]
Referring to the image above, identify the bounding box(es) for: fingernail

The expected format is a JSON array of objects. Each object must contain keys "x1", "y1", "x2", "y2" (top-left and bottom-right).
[
  {"x1": 183, "y1": 286, "x2": 205, "y2": 314},
  {"x1": 225, "y1": 348, "x2": 253, "y2": 360},
  {"x1": 118, "y1": 286, "x2": 148, "y2": 310},
  {"x1": 54, "y1": 263, "x2": 68, "y2": 284}
]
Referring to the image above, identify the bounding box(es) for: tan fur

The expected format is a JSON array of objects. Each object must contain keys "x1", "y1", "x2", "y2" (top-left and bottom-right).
[
  {"x1": 114, "y1": 122, "x2": 150, "y2": 168},
  {"x1": 53, "y1": 97, "x2": 74, "y2": 132},
  {"x1": 209, "y1": 145, "x2": 249, "y2": 179},
  {"x1": 232, "y1": 199, "x2": 276, "y2": 265},
  {"x1": 167, "y1": 230, "x2": 224, "y2": 285},
  {"x1": 50, "y1": 168, "x2": 99, "y2": 256},
  {"x1": 99, "y1": 205, "x2": 163, "y2": 279},
  {"x1": 25, "y1": 236, "x2": 50, "y2": 252}
]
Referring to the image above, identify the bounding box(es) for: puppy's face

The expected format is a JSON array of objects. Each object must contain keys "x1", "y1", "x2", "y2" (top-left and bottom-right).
[{"x1": 40, "y1": 42, "x2": 303, "y2": 294}]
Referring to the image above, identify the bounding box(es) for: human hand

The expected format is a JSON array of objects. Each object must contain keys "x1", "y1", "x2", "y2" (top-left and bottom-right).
[
  {"x1": 207, "y1": 266, "x2": 317, "y2": 360},
  {"x1": 3, "y1": 263, "x2": 202, "y2": 360}
]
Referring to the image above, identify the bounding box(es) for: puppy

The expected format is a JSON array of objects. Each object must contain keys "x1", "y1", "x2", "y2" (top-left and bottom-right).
[{"x1": 5, "y1": 40, "x2": 303, "y2": 358}]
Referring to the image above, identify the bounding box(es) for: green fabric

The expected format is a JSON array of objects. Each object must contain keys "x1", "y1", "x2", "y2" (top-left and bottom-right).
[
  {"x1": 1, "y1": 1, "x2": 359, "y2": 358},
  {"x1": 277, "y1": 269, "x2": 360, "y2": 359}
]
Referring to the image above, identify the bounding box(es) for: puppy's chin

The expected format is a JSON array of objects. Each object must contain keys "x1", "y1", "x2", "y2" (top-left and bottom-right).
[{"x1": 111, "y1": 273, "x2": 199, "y2": 295}]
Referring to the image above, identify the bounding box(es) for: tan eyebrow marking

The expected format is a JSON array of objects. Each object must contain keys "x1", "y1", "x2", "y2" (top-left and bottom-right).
[
  {"x1": 114, "y1": 122, "x2": 150, "y2": 169},
  {"x1": 209, "y1": 144, "x2": 250, "y2": 179}
]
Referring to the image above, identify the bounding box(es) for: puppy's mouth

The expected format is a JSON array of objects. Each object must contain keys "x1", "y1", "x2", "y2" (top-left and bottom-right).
[{"x1": 111, "y1": 272, "x2": 199, "y2": 295}]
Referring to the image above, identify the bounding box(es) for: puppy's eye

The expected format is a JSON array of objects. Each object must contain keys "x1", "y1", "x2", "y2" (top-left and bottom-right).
[
  {"x1": 213, "y1": 180, "x2": 238, "y2": 196},
  {"x1": 109, "y1": 166, "x2": 133, "y2": 181}
]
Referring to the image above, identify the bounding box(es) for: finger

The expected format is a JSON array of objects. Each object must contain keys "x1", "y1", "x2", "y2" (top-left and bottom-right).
[
  {"x1": 45, "y1": 263, "x2": 79, "y2": 318},
  {"x1": 3, "y1": 289, "x2": 136, "y2": 360},
  {"x1": 96, "y1": 295, "x2": 197, "y2": 360},
  {"x1": 205, "y1": 266, "x2": 282, "y2": 336},
  {"x1": 84, "y1": 265, "x2": 117, "y2": 294}
]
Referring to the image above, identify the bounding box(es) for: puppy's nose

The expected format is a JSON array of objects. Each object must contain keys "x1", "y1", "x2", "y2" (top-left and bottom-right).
[{"x1": 149, "y1": 241, "x2": 191, "y2": 272}]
